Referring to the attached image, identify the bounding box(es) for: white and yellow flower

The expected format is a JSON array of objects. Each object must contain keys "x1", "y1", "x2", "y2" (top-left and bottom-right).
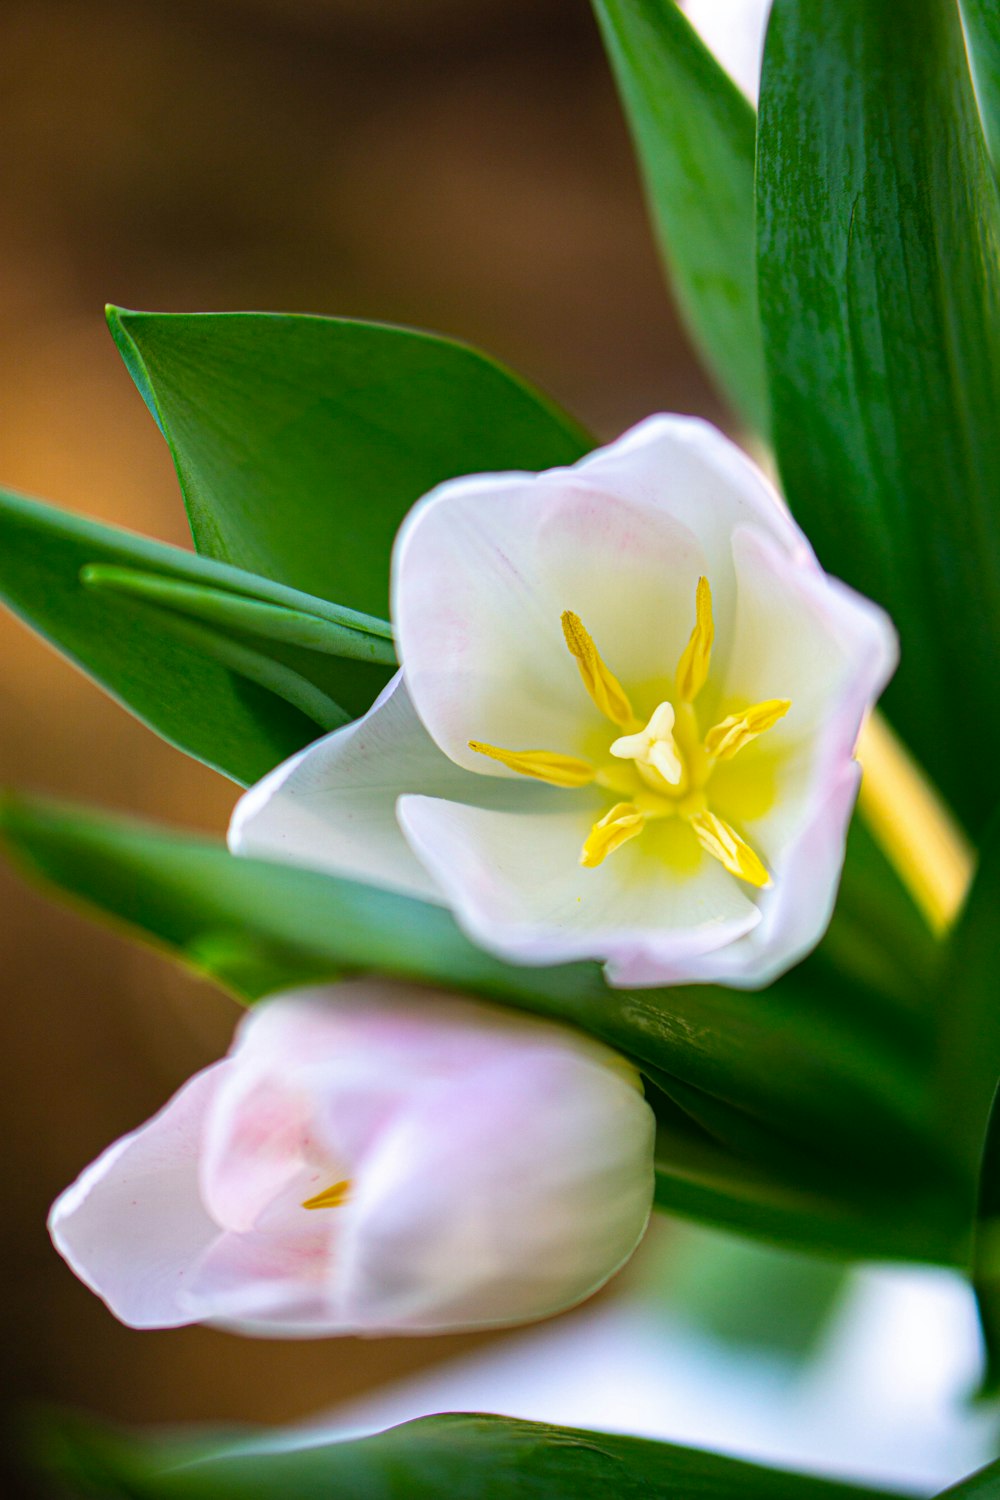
[{"x1": 230, "y1": 416, "x2": 897, "y2": 988}]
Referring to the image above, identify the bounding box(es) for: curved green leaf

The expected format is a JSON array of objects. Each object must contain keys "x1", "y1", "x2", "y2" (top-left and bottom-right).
[
  {"x1": 592, "y1": 0, "x2": 766, "y2": 434},
  {"x1": 757, "y1": 0, "x2": 1000, "y2": 836},
  {"x1": 935, "y1": 1456, "x2": 1000, "y2": 1497},
  {"x1": 961, "y1": 0, "x2": 1000, "y2": 170},
  {"x1": 34, "y1": 1410, "x2": 897, "y2": 1500},
  {"x1": 0, "y1": 486, "x2": 392, "y2": 783},
  {"x1": 108, "y1": 307, "x2": 591, "y2": 616}
]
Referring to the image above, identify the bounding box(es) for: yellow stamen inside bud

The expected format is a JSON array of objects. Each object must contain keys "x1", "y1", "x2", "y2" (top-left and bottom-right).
[
  {"x1": 580, "y1": 801, "x2": 646, "y2": 868},
  {"x1": 561, "y1": 610, "x2": 636, "y2": 728},
  {"x1": 468, "y1": 741, "x2": 596, "y2": 787},
  {"x1": 610, "y1": 701, "x2": 684, "y2": 788},
  {"x1": 689, "y1": 809, "x2": 771, "y2": 888},
  {"x1": 675, "y1": 576, "x2": 714, "y2": 703},
  {"x1": 704, "y1": 699, "x2": 791, "y2": 760},
  {"x1": 301, "y1": 1178, "x2": 351, "y2": 1211}
]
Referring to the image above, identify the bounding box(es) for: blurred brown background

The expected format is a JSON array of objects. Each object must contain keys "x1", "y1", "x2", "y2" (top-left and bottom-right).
[{"x1": 0, "y1": 0, "x2": 721, "y2": 1448}]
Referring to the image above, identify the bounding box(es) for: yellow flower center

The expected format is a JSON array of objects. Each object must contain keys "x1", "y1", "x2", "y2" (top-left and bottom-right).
[{"x1": 468, "y1": 577, "x2": 790, "y2": 889}]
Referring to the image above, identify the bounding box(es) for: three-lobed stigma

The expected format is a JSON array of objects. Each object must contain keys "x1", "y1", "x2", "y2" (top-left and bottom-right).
[{"x1": 469, "y1": 579, "x2": 789, "y2": 889}]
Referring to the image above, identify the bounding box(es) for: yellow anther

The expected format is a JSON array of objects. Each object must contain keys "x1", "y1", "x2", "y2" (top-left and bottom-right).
[
  {"x1": 302, "y1": 1178, "x2": 351, "y2": 1212},
  {"x1": 688, "y1": 809, "x2": 771, "y2": 889},
  {"x1": 704, "y1": 699, "x2": 791, "y2": 760},
  {"x1": 469, "y1": 740, "x2": 595, "y2": 788},
  {"x1": 676, "y1": 576, "x2": 714, "y2": 703},
  {"x1": 580, "y1": 801, "x2": 646, "y2": 868},
  {"x1": 561, "y1": 611, "x2": 636, "y2": 728},
  {"x1": 611, "y1": 701, "x2": 684, "y2": 787}
]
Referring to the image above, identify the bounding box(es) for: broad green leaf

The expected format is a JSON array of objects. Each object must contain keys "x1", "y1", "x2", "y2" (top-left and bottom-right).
[
  {"x1": 0, "y1": 487, "x2": 394, "y2": 784},
  {"x1": 935, "y1": 802, "x2": 1000, "y2": 1175},
  {"x1": 757, "y1": 0, "x2": 1000, "y2": 837},
  {"x1": 961, "y1": 0, "x2": 1000, "y2": 169},
  {"x1": 108, "y1": 308, "x2": 591, "y2": 616},
  {"x1": 591, "y1": 0, "x2": 766, "y2": 435},
  {"x1": 652, "y1": 1117, "x2": 961, "y2": 1267},
  {"x1": 0, "y1": 794, "x2": 966, "y2": 1265},
  {"x1": 933, "y1": 804, "x2": 1000, "y2": 1380},
  {"x1": 935, "y1": 1457, "x2": 1000, "y2": 1497},
  {"x1": 33, "y1": 1410, "x2": 898, "y2": 1500}
]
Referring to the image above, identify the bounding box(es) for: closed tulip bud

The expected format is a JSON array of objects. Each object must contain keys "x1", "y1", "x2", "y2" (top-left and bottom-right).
[{"x1": 49, "y1": 983, "x2": 656, "y2": 1336}]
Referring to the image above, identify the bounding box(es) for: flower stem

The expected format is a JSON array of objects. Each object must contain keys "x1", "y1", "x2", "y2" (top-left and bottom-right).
[{"x1": 856, "y1": 712, "x2": 975, "y2": 937}]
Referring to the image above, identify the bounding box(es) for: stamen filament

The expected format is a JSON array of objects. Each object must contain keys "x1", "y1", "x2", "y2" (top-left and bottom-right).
[
  {"x1": 704, "y1": 699, "x2": 791, "y2": 760},
  {"x1": 561, "y1": 611, "x2": 636, "y2": 728},
  {"x1": 580, "y1": 802, "x2": 646, "y2": 868},
  {"x1": 302, "y1": 1178, "x2": 351, "y2": 1211},
  {"x1": 689, "y1": 809, "x2": 771, "y2": 888},
  {"x1": 676, "y1": 576, "x2": 714, "y2": 703},
  {"x1": 469, "y1": 740, "x2": 595, "y2": 788}
]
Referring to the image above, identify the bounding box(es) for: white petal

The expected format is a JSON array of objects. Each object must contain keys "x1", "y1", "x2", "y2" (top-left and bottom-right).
[
  {"x1": 393, "y1": 415, "x2": 804, "y2": 774},
  {"x1": 48, "y1": 1066, "x2": 224, "y2": 1329},
  {"x1": 182, "y1": 1222, "x2": 343, "y2": 1337},
  {"x1": 679, "y1": 0, "x2": 771, "y2": 105},
  {"x1": 334, "y1": 1040, "x2": 655, "y2": 1332},
  {"x1": 228, "y1": 671, "x2": 545, "y2": 903},
  {"x1": 398, "y1": 793, "x2": 759, "y2": 982},
  {"x1": 685, "y1": 528, "x2": 896, "y2": 988}
]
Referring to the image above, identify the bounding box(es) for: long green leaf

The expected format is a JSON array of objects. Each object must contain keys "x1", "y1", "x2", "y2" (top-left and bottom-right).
[
  {"x1": 108, "y1": 308, "x2": 591, "y2": 616},
  {"x1": 0, "y1": 794, "x2": 966, "y2": 1265},
  {"x1": 757, "y1": 0, "x2": 1000, "y2": 836},
  {"x1": 591, "y1": 0, "x2": 767, "y2": 434},
  {"x1": 935, "y1": 802, "x2": 1000, "y2": 1176},
  {"x1": 0, "y1": 487, "x2": 394, "y2": 784},
  {"x1": 935, "y1": 1457, "x2": 1000, "y2": 1497},
  {"x1": 961, "y1": 0, "x2": 1000, "y2": 169},
  {"x1": 33, "y1": 1410, "x2": 897, "y2": 1500}
]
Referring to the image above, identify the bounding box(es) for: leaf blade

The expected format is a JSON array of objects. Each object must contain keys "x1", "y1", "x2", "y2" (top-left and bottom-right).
[
  {"x1": 592, "y1": 0, "x2": 766, "y2": 434},
  {"x1": 108, "y1": 308, "x2": 591, "y2": 616},
  {"x1": 756, "y1": 0, "x2": 1000, "y2": 835},
  {"x1": 0, "y1": 487, "x2": 393, "y2": 784}
]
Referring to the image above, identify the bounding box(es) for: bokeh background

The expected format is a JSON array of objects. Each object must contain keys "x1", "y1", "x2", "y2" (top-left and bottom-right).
[{"x1": 0, "y1": 0, "x2": 728, "y2": 1454}]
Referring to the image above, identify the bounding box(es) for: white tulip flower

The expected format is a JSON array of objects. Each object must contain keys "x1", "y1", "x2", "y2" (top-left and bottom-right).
[
  {"x1": 231, "y1": 417, "x2": 896, "y2": 990},
  {"x1": 48, "y1": 984, "x2": 655, "y2": 1335}
]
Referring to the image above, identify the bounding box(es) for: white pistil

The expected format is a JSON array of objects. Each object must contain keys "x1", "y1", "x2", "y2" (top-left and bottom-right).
[{"x1": 610, "y1": 701, "x2": 684, "y2": 788}]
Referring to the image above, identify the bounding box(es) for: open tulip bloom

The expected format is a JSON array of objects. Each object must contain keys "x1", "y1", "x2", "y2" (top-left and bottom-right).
[
  {"x1": 48, "y1": 984, "x2": 655, "y2": 1335},
  {"x1": 231, "y1": 416, "x2": 897, "y2": 990}
]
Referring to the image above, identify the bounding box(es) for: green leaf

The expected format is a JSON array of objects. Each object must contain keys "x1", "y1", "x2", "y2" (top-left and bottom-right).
[
  {"x1": 935, "y1": 1457, "x2": 1000, "y2": 1497},
  {"x1": 591, "y1": 0, "x2": 766, "y2": 436},
  {"x1": 756, "y1": 0, "x2": 1000, "y2": 837},
  {"x1": 935, "y1": 801, "x2": 1000, "y2": 1177},
  {"x1": 33, "y1": 1410, "x2": 898, "y2": 1500},
  {"x1": 108, "y1": 307, "x2": 591, "y2": 616},
  {"x1": 0, "y1": 793, "x2": 966, "y2": 1266},
  {"x1": 961, "y1": 0, "x2": 1000, "y2": 170},
  {"x1": 0, "y1": 486, "x2": 394, "y2": 784}
]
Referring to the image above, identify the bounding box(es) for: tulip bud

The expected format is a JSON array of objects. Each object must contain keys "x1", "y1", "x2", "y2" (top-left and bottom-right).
[{"x1": 49, "y1": 983, "x2": 656, "y2": 1336}]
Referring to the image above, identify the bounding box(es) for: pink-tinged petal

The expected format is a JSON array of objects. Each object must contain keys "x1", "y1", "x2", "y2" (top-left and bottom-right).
[
  {"x1": 397, "y1": 794, "x2": 758, "y2": 981},
  {"x1": 334, "y1": 1046, "x2": 655, "y2": 1332},
  {"x1": 228, "y1": 671, "x2": 546, "y2": 902},
  {"x1": 719, "y1": 527, "x2": 898, "y2": 762},
  {"x1": 181, "y1": 1222, "x2": 343, "y2": 1336},
  {"x1": 393, "y1": 415, "x2": 806, "y2": 773},
  {"x1": 681, "y1": 763, "x2": 863, "y2": 990},
  {"x1": 48, "y1": 1065, "x2": 224, "y2": 1329}
]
